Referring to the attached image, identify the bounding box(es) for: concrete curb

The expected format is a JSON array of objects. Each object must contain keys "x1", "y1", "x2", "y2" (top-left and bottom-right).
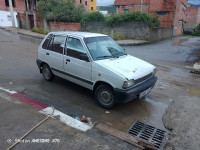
[
  {"x1": 117, "y1": 41, "x2": 150, "y2": 46},
  {"x1": 0, "y1": 86, "x2": 92, "y2": 132},
  {"x1": 17, "y1": 32, "x2": 45, "y2": 39},
  {"x1": 0, "y1": 27, "x2": 45, "y2": 40}
]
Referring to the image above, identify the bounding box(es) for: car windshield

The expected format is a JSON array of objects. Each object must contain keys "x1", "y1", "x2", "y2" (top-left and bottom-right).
[{"x1": 84, "y1": 36, "x2": 127, "y2": 60}]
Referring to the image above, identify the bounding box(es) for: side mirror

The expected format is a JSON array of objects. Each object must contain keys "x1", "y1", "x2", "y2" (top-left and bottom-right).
[{"x1": 80, "y1": 53, "x2": 89, "y2": 62}]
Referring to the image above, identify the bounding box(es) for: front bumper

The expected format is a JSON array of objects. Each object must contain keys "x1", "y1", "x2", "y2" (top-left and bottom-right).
[
  {"x1": 36, "y1": 59, "x2": 43, "y2": 73},
  {"x1": 114, "y1": 76, "x2": 157, "y2": 103}
]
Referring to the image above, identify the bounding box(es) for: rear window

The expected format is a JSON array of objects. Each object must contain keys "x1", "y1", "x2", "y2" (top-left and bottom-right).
[
  {"x1": 42, "y1": 35, "x2": 52, "y2": 49},
  {"x1": 46, "y1": 35, "x2": 66, "y2": 54}
]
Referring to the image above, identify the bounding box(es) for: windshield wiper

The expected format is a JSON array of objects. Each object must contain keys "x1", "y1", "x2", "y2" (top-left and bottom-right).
[
  {"x1": 96, "y1": 56, "x2": 114, "y2": 60},
  {"x1": 113, "y1": 53, "x2": 127, "y2": 57}
]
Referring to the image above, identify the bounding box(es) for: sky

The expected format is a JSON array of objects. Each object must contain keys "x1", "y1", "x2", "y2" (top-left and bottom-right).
[
  {"x1": 97, "y1": 0, "x2": 200, "y2": 6},
  {"x1": 97, "y1": 0, "x2": 115, "y2": 6},
  {"x1": 188, "y1": 0, "x2": 200, "y2": 5}
]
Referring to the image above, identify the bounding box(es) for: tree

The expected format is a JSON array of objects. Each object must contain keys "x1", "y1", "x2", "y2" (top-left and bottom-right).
[{"x1": 38, "y1": 0, "x2": 85, "y2": 22}]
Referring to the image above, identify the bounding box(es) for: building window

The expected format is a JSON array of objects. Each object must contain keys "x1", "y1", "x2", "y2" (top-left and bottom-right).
[
  {"x1": 5, "y1": 0, "x2": 15, "y2": 7},
  {"x1": 124, "y1": 9, "x2": 129, "y2": 13},
  {"x1": 91, "y1": 7, "x2": 93, "y2": 10},
  {"x1": 85, "y1": 1, "x2": 87, "y2": 5},
  {"x1": 80, "y1": 0, "x2": 82, "y2": 3},
  {"x1": 157, "y1": 12, "x2": 168, "y2": 16}
]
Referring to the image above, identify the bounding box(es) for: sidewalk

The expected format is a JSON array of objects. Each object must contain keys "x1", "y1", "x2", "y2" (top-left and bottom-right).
[
  {"x1": 0, "y1": 27, "x2": 45, "y2": 39},
  {"x1": 0, "y1": 89, "x2": 139, "y2": 150},
  {"x1": 0, "y1": 27, "x2": 149, "y2": 46}
]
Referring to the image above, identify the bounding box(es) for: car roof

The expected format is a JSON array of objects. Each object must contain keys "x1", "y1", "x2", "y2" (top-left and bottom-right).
[{"x1": 49, "y1": 31, "x2": 107, "y2": 38}]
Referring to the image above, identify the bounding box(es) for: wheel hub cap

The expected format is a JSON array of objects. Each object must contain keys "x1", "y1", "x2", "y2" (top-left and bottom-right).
[{"x1": 100, "y1": 91, "x2": 112, "y2": 104}]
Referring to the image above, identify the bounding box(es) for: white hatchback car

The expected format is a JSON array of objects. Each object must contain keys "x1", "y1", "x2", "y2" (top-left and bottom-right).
[{"x1": 36, "y1": 32, "x2": 157, "y2": 108}]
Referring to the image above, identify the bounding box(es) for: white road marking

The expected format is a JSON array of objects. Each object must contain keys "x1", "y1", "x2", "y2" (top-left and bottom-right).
[
  {"x1": 0, "y1": 87, "x2": 17, "y2": 94},
  {"x1": 39, "y1": 107, "x2": 92, "y2": 132}
]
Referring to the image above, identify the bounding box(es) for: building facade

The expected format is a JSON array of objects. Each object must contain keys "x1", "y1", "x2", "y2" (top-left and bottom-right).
[
  {"x1": 185, "y1": 5, "x2": 200, "y2": 32},
  {"x1": 76, "y1": 0, "x2": 96, "y2": 12},
  {"x1": 0, "y1": 0, "x2": 40, "y2": 29},
  {"x1": 114, "y1": 0, "x2": 188, "y2": 35}
]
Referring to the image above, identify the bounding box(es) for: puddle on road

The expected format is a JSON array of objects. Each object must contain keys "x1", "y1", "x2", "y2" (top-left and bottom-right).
[
  {"x1": 100, "y1": 96, "x2": 168, "y2": 132},
  {"x1": 170, "y1": 67, "x2": 191, "y2": 78},
  {"x1": 173, "y1": 38, "x2": 189, "y2": 46},
  {"x1": 187, "y1": 89, "x2": 200, "y2": 96}
]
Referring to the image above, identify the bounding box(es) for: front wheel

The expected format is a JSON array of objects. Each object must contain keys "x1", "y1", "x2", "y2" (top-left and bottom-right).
[
  {"x1": 95, "y1": 84, "x2": 116, "y2": 109},
  {"x1": 42, "y1": 64, "x2": 54, "y2": 81}
]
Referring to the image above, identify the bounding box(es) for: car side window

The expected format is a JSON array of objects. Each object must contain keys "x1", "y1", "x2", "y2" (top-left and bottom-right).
[
  {"x1": 66, "y1": 37, "x2": 88, "y2": 60},
  {"x1": 47, "y1": 35, "x2": 66, "y2": 54},
  {"x1": 42, "y1": 34, "x2": 52, "y2": 49}
]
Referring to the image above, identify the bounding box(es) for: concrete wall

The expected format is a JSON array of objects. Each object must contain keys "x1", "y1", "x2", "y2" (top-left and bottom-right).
[
  {"x1": 82, "y1": 22, "x2": 149, "y2": 40},
  {"x1": 150, "y1": 28, "x2": 173, "y2": 41},
  {"x1": 49, "y1": 22, "x2": 81, "y2": 32},
  {"x1": 113, "y1": 22, "x2": 149, "y2": 40},
  {"x1": 82, "y1": 21, "x2": 173, "y2": 41},
  {"x1": 0, "y1": 10, "x2": 18, "y2": 27}
]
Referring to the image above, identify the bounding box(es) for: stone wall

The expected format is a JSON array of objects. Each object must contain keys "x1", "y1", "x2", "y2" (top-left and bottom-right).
[
  {"x1": 82, "y1": 22, "x2": 149, "y2": 40},
  {"x1": 150, "y1": 28, "x2": 173, "y2": 41},
  {"x1": 82, "y1": 21, "x2": 173, "y2": 41}
]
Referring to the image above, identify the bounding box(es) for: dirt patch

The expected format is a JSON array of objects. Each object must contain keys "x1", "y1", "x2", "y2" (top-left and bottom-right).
[{"x1": 163, "y1": 96, "x2": 200, "y2": 150}]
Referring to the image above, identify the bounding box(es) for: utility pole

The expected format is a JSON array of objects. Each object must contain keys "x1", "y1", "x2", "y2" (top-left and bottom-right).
[{"x1": 8, "y1": 0, "x2": 15, "y2": 27}]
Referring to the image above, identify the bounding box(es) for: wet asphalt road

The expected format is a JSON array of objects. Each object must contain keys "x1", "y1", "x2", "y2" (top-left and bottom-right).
[
  {"x1": 0, "y1": 29, "x2": 199, "y2": 132},
  {"x1": 123, "y1": 37, "x2": 200, "y2": 67}
]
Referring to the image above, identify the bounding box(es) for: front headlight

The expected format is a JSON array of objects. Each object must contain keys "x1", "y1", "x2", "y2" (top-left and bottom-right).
[
  {"x1": 122, "y1": 79, "x2": 135, "y2": 89},
  {"x1": 153, "y1": 68, "x2": 156, "y2": 76}
]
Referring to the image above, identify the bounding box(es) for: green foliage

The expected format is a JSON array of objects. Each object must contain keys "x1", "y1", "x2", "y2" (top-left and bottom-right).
[
  {"x1": 81, "y1": 12, "x2": 105, "y2": 23},
  {"x1": 196, "y1": 24, "x2": 200, "y2": 31},
  {"x1": 113, "y1": 33, "x2": 124, "y2": 40},
  {"x1": 106, "y1": 11, "x2": 160, "y2": 27},
  {"x1": 32, "y1": 27, "x2": 48, "y2": 35},
  {"x1": 188, "y1": 24, "x2": 200, "y2": 36},
  {"x1": 192, "y1": 32, "x2": 200, "y2": 36},
  {"x1": 38, "y1": 0, "x2": 85, "y2": 22}
]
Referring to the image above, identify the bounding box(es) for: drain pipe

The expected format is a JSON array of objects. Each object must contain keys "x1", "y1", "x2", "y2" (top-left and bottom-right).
[{"x1": 7, "y1": 106, "x2": 55, "y2": 150}]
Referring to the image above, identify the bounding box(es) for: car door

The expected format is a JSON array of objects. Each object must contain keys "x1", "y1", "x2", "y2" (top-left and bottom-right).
[
  {"x1": 45, "y1": 35, "x2": 66, "y2": 72},
  {"x1": 64, "y1": 36, "x2": 92, "y2": 89}
]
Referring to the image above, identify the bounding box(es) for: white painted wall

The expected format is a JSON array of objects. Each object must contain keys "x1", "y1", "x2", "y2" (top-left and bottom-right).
[{"x1": 0, "y1": 10, "x2": 18, "y2": 27}]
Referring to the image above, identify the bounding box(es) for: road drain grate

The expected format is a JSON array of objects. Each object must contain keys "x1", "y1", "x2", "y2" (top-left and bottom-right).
[
  {"x1": 128, "y1": 121, "x2": 169, "y2": 149},
  {"x1": 190, "y1": 70, "x2": 200, "y2": 75}
]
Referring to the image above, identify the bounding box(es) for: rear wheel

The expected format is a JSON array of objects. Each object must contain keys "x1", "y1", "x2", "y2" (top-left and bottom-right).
[
  {"x1": 95, "y1": 84, "x2": 116, "y2": 109},
  {"x1": 42, "y1": 64, "x2": 54, "y2": 81}
]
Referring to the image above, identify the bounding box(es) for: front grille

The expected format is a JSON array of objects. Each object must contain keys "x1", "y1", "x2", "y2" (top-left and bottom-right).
[
  {"x1": 134, "y1": 73, "x2": 153, "y2": 85},
  {"x1": 128, "y1": 121, "x2": 170, "y2": 149}
]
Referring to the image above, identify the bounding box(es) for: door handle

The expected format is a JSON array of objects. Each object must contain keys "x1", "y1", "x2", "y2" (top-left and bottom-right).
[
  {"x1": 46, "y1": 53, "x2": 49, "y2": 55},
  {"x1": 66, "y1": 59, "x2": 70, "y2": 62}
]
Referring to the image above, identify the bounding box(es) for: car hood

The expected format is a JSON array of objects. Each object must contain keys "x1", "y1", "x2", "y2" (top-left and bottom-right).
[{"x1": 96, "y1": 55, "x2": 155, "y2": 80}]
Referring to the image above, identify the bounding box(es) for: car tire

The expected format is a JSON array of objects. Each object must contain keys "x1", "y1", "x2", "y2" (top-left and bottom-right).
[
  {"x1": 95, "y1": 84, "x2": 116, "y2": 109},
  {"x1": 42, "y1": 64, "x2": 54, "y2": 81}
]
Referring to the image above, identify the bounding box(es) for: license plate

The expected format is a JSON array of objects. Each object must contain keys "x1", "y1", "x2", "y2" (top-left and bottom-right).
[{"x1": 139, "y1": 87, "x2": 151, "y2": 98}]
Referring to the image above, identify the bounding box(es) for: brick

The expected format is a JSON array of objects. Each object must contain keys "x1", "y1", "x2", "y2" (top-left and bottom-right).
[{"x1": 49, "y1": 22, "x2": 81, "y2": 32}]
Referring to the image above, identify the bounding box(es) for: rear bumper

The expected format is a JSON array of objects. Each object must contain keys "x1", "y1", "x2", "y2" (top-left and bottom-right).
[{"x1": 114, "y1": 76, "x2": 157, "y2": 103}]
